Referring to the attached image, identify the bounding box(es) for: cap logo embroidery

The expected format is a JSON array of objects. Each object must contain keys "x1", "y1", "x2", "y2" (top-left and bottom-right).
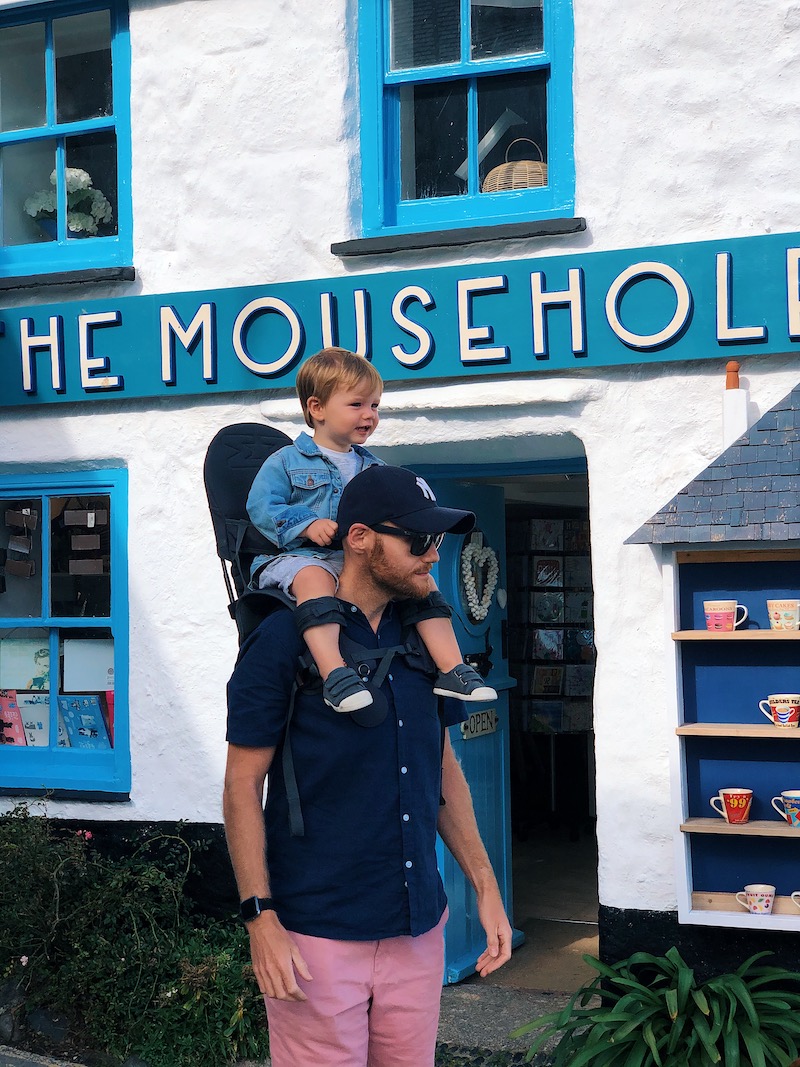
[{"x1": 415, "y1": 476, "x2": 436, "y2": 501}]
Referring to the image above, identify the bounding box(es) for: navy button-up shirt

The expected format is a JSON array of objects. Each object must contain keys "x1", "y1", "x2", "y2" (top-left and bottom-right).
[{"x1": 226, "y1": 601, "x2": 467, "y2": 941}]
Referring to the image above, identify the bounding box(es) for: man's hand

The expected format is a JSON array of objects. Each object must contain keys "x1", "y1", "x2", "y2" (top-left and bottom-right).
[
  {"x1": 304, "y1": 518, "x2": 338, "y2": 546},
  {"x1": 248, "y1": 910, "x2": 313, "y2": 1001},
  {"x1": 475, "y1": 887, "x2": 514, "y2": 977}
]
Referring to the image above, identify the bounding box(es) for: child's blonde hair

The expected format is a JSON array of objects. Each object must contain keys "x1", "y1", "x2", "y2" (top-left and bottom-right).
[{"x1": 296, "y1": 348, "x2": 383, "y2": 428}]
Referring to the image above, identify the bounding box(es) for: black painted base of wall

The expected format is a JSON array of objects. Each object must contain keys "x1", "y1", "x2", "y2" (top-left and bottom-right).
[
  {"x1": 29, "y1": 816, "x2": 800, "y2": 978},
  {"x1": 56, "y1": 818, "x2": 239, "y2": 919},
  {"x1": 600, "y1": 905, "x2": 800, "y2": 977}
]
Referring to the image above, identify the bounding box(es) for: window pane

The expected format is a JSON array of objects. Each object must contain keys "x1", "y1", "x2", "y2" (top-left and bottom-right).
[
  {"x1": 59, "y1": 628, "x2": 114, "y2": 749},
  {"x1": 391, "y1": 0, "x2": 460, "y2": 69},
  {"x1": 54, "y1": 10, "x2": 112, "y2": 123},
  {"x1": 50, "y1": 495, "x2": 111, "y2": 618},
  {"x1": 478, "y1": 69, "x2": 548, "y2": 193},
  {"x1": 0, "y1": 627, "x2": 51, "y2": 746},
  {"x1": 5, "y1": 140, "x2": 56, "y2": 245},
  {"x1": 471, "y1": 0, "x2": 543, "y2": 60},
  {"x1": 0, "y1": 22, "x2": 46, "y2": 133},
  {"x1": 0, "y1": 630, "x2": 50, "y2": 690},
  {"x1": 64, "y1": 131, "x2": 117, "y2": 237},
  {"x1": 0, "y1": 498, "x2": 43, "y2": 614},
  {"x1": 399, "y1": 80, "x2": 467, "y2": 200}
]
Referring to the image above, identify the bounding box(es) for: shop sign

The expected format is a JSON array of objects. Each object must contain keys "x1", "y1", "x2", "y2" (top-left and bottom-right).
[
  {"x1": 461, "y1": 708, "x2": 498, "y2": 740},
  {"x1": 2, "y1": 230, "x2": 800, "y2": 408}
]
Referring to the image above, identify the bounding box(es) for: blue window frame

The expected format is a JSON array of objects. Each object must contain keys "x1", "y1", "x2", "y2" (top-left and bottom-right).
[
  {"x1": 359, "y1": 0, "x2": 574, "y2": 236},
  {"x1": 0, "y1": 0, "x2": 131, "y2": 278},
  {"x1": 0, "y1": 469, "x2": 129, "y2": 798}
]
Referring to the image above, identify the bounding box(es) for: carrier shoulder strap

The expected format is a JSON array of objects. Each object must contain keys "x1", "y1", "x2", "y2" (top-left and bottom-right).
[{"x1": 283, "y1": 626, "x2": 444, "y2": 837}]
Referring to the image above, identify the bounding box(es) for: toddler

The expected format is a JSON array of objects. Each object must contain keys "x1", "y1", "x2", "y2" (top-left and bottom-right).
[{"x1": 247, "y1": 347, "x2": 497, "y2": 713}]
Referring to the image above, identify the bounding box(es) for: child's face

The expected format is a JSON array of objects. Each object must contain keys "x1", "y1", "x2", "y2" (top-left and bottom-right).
[{"x1": 310, "y1": 383, "x2": 381, "y2": 451}]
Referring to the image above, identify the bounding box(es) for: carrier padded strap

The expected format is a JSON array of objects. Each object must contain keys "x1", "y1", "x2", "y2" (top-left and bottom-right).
[
  {"x1": 294, "y1": 595, "x2": 348, "y2": 634},
  {"x1": 282, "y1": 678, "x2": 305, "y2": 838}
]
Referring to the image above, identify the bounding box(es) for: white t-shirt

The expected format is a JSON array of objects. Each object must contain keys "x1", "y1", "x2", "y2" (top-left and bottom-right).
[{"x1": 317, "y1": 444, "x2": 360, "y2": 486}]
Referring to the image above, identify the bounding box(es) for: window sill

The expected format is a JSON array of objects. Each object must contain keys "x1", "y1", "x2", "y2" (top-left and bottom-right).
[
  {"x1": 0, "y1": 265, "x2": 136, "y2": 292},
  {"x1": 331, "y1": 217, "x2": 586, "y2": 257},
  {"x1": 0, "y1": 786, "x2": 130, "y2": 802}
]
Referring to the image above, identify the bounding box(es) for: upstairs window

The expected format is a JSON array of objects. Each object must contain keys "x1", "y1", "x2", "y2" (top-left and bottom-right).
[
  {"x1": 359, "y1": 0, "x2": 575, "y2": 236},
  {"x1": 0, "y1": 0, "x2": 131, "y2": 278}
]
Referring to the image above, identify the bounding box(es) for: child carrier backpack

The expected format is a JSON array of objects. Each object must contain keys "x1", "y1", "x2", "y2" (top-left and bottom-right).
[{"x1": 203, "y1": 421, "x2": 294, "y2": 643}]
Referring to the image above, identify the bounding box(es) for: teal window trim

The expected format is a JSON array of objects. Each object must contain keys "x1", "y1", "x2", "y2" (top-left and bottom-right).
[
  {"x1": 0, "y1": 467, "x2": 130, "y2": 797},
  {"x1": 358, "y1": 0, "x2": 575, "y2": 236},
  {"x1": 0, "y1": 0, "x2": 132, "y2": 279}
]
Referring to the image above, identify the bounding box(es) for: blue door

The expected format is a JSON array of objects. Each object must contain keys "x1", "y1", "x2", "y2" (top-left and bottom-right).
[{"x1": 420, "y1": 475, "x2": 523, "y2": 983}]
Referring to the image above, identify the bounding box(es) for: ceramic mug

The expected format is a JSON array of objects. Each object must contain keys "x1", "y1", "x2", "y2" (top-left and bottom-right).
[
  {"x1": 709, "y1": 787, "x2": 753, "y2": 824},
  {"x1": 703, "y1": 600, "x2": 748, "y2": 632},
  {"x1": 767, "y1": 600, "x2": 800, "y2": 631},
  {"x1": 771, "y1": 790, "x2": 800, "y2": 826},
  {"x1": 791, "y1": 892, "x2": 800, "y2": 910},
  {"x1": 759, "y1": 694, "x2": 800, "y2": 728},
  {"x1": 735, "y1": 884, "x2": 775, "y2": 914}
]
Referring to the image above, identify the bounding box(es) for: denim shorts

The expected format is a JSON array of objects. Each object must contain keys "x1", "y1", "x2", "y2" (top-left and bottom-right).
[{"x1": 257, "y1": 551, "x2": 344, "y2": 599}]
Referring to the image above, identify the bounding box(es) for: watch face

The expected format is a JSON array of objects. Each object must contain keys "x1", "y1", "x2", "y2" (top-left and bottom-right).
[
  {"x1": 239, "y1": 896, "x2": 274, "y2": 922},
  {"x1": 239, "y1": 896, "x2": 262, "y2": 922}
]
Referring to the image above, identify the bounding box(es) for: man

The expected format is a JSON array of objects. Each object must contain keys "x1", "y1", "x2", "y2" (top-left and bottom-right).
[{"x1": 223, "y1": 465, "x2": 512, "y2": 1067}]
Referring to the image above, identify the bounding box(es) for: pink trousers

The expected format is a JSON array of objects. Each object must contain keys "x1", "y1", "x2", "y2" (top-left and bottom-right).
[{"x1": 265, "y1": 911, "x2": 447, "y2": 1067}]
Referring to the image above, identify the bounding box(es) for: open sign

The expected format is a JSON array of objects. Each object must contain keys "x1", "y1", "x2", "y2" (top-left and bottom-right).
[{"x1": 461, "y1": 708, "x2": 498, "y2": 740}]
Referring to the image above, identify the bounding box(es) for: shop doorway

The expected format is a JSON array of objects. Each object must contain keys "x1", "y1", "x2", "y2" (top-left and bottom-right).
[
  {"x1": 502, "y1": 472, "x2": 599, "y2": 992},
  {"x1": 414, "y1": 455, "x2": 599, "y2": 990},
  {"x1": 467, "y1": 467, "x2": 599, "y2": 992}
]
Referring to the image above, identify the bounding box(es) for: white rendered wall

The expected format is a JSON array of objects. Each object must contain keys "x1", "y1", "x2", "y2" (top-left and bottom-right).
[{"x1": 0, "y1": 0, "x2": 799, "y2": 923}]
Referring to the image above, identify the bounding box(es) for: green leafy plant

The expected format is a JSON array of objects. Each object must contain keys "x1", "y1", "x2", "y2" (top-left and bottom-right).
[
  {"x1": 513, "y1": 947, "x2": 800, "y2": 1067},
  {"x1": 23, "y1": 166, "x2": 112, "y2": 235},
  {"x1": 0, "y1": 802, "x2": 269, "y2": 1067}
]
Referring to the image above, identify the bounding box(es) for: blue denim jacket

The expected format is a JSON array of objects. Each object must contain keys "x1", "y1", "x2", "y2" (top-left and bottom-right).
[{"x1": 246, "y1": 431, "x2": 383, "y2": 577}]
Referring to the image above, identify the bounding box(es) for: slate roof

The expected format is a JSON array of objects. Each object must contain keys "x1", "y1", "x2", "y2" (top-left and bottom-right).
[{"x1": 626, "y1": 385, "x2": 800, "y2": 544}]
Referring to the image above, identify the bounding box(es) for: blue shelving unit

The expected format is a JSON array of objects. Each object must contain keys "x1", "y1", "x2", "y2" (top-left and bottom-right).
[{"x1": 671, "y1": 547, "x2": 800, "y2": 929}]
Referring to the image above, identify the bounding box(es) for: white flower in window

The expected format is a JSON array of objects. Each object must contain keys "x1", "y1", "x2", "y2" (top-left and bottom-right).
[{"x1": 24, "y1": 167, "x2": 113, "y2": 237}]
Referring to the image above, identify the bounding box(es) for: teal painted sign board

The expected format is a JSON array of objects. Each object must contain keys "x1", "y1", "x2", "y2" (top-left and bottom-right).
[{"x1": 2, "y1": 230, "x2": 800, "y2": 409}]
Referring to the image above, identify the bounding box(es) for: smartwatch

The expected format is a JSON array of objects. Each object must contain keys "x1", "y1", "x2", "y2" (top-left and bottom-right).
[{"x1": 239, "y1": 896, "x2": 276, "y2": 923}]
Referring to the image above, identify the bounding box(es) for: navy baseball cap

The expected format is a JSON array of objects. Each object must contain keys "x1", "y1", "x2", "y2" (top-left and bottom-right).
[{"x1": 337, "y1": 466, "x2": 475, "y2": 537}]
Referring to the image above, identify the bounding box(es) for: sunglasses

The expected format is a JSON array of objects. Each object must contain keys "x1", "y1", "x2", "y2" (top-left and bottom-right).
[{"x1": 369, "y1": 524, "x2": 445, "y2": 556}]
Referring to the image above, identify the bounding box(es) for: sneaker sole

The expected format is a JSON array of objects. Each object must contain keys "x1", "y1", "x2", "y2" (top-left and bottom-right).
[
  {"x1": 325, "y1": 692, "x2": 375, "y2": 714},
  {"x1": 432, "y1": 687, "x2": 498, "y2": 702}
]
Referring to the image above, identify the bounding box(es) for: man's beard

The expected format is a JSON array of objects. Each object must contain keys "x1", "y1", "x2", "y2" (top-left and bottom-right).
[{"x1": 368, "y1": 536, "x2": 430, "y2": 601}]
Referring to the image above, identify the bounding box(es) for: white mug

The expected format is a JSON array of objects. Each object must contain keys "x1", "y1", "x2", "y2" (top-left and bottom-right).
[{"x1": 735, "y1": 883, "x2": 775, "y2": 914}]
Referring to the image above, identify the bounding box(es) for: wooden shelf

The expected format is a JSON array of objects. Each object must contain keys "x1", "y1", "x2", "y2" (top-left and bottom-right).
[
  {"x1": 677, "y1": 723, "x2": 800, "y2": 738},
  {"x1": 692, "y1": 892, "x2": 800, "y2": 916},
  {"x1": 672, "y1": 629, "x2": 800, "y2": 641},
  {"x1": 681, "y1": 818, "x2": 800, "y2": 838}
]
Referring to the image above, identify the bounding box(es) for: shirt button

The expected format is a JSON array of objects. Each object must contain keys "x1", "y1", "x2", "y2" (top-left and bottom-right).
[
  {"x1": 401, "y1": 766, "x2": 408, "y2": 774},
  {"x1": 388, "y1": 674, "x2": 393, "y2": 681},
  {"x1": 351, "y1": 605, "x2": 358, "y2": 612},
  {"x1": 398, "y1": 719, "x2": 404, "y2": 727},
  {"x1": 403, "y1": 813, "x2": 410, "y2": 821},
  {"x1": 405, "y1": 860, "x2": 413, "y2": 869}
]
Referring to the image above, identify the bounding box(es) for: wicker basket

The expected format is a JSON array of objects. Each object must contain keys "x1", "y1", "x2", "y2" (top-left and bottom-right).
[{"x1": 482, "y1": 138, "x2": 547, "y2": 193}]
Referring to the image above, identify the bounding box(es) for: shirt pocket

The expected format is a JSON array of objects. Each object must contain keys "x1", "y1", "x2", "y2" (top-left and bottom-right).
[{"x1": 289, "y1": 468, "x2": 334, "y2": 516}]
